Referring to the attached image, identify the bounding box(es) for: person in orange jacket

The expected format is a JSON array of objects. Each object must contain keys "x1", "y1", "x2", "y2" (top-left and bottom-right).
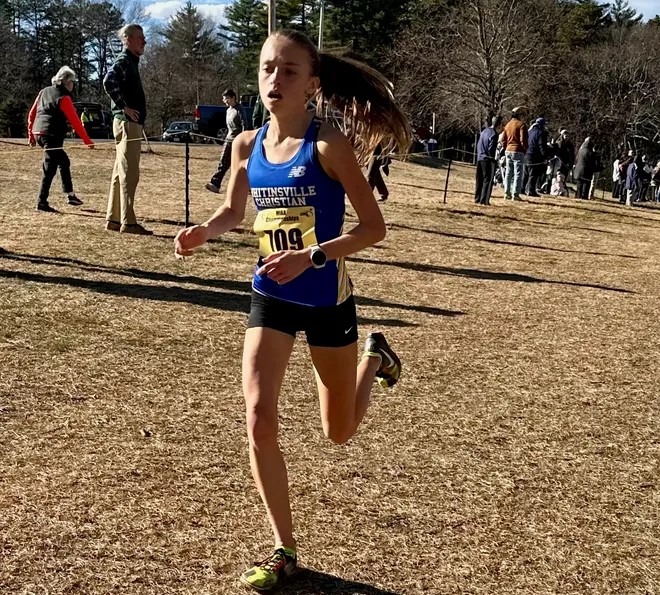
[
  {"x1": 499, "y1": 106, "x2": 528, "y2": 201},
  {"x1": 27, "y1": 66, "x2": 94, "y2": 213}
]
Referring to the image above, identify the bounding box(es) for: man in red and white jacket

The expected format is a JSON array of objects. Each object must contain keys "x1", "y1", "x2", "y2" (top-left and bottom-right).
[{"x1": 27, "y1": 66, "x2": 94, "y2": 212}]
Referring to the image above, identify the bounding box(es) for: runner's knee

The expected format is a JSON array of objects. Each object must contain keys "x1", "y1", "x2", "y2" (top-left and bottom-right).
[{"x1": 245, "y1": 402, "x2": 278, "y2": 448}]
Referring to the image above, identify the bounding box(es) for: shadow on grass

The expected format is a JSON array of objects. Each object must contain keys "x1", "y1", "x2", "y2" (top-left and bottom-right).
[
  {"x1": 0, "y1": 252, "x2": 461, "y2": 319},
  {"x1": 349, "y1": 256, "x2": 634, "y2": 294},
  {"x1": 388, "y1": 222, "x2": 638, "y2": 259},
  {"x1": 0, "y1": 268, "x2": 252, "y2": 312},
  {"x1": 74, "y1": 208, "x2": 254, "y2": 237},
  {"x1": 279, "y1": 568, "x2": 401, "y2": 595},
  {"x1": 390, "y1": 181, "x2": 443, "y2": 193},
  {"x1": 442, "y1": 208, "x2": 618, "y2": 235},
  {"x1": 0, "y1": 250, "x2": 251, "y2": 292},
  {"x1": 525, "y1": 197, "x2": 660, "y2": 226}
]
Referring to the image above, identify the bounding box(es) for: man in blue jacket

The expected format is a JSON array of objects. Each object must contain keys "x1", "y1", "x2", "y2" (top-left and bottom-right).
[
  {"x1": 524, "y1": 117, "x2": 548, "y2": 197},
  {"x1": 475, "y1": 115, "x2": 502, "y2": 205}
]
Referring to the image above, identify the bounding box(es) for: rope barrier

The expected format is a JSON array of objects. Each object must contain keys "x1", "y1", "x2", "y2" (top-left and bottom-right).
[{"x1": 1, "y1": 129, "x2": 482, "y2": 220}]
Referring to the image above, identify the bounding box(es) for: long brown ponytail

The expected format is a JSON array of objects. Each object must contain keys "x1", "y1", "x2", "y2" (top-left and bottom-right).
[{"x1": 272, "y1": 30, "x2": 412, "y2": 166}]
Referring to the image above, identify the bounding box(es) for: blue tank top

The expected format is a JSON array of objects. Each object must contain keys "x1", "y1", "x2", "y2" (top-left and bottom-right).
[{"x1": 247, "y1": 117, "x2": 351, "y2": 307}]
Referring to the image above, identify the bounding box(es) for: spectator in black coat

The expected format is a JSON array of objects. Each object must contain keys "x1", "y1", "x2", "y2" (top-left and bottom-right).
[
  {"x1": 555, "y1": 129, "x2": 575, "y2": 177},
  {"x1": 625, "y1": 154, "x2": 642, "y2": 206},
  {"x1": 573, "y1": 137, "x2": 596, "y2": 199},
  {"x1": 366, "y1": 144, "x2": 390, "y2": 202},
  {"x1": 524, "y1": 117, "x2": 547, "y2": 197},
  {"x1": 617, "y1": 151, "x2": 634, "y2": 203},
  {"x1": 639, "y1": 155, "x2": 653, "y2": 201}
]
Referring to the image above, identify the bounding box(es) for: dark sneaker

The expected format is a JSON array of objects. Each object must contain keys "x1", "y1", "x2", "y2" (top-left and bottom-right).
[
  {"x1": 239, "y1": 547, "x2": 297, "y2": 591},
  {"x1": 363, "y1": 332, "x2": 402, "y2": 388},
  {"x1": 105, "y1": 220, "x2": 121, "y2": 232},
  {"x1": 67, "y1": 194, "x2": 83, "y2": 206},
  {"x1": 120, "y1": 223, "x2": 153, "y2": 236},
  {"x1": 36, "y1": 203, "x2": 58, "y2": 213},
  {"x1": 205, "y1": 182, "x2": 220, "y2": 194}
]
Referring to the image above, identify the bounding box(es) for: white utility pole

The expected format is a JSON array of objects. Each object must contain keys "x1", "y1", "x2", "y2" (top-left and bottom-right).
[
  {"x1": 318, "y1": 0, "x2": 325, "y2": 50},
  {"x1": 268, "y1": 0, "x2": 276, "y2": 35}
]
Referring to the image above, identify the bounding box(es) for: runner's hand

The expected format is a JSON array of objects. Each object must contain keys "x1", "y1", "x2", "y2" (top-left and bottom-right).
[
  {"x1": 174, "y1": 225, "x2": 209, "y2": 257},
  {"x1": 257, "y1": 249, "x2": 312, "y2": 284}
]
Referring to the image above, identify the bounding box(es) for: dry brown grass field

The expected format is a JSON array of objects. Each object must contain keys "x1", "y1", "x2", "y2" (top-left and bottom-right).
[{"x1": 1, "y1": 139, "x2": 659, "y2": 595}]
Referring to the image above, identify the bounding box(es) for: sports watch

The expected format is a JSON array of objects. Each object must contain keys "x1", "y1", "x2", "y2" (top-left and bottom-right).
[{"x1": 309, "y1": 245, "x2": 327, "y2": 269}]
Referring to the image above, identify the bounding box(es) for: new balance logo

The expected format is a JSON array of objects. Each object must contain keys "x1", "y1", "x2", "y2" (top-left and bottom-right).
[{"x1": 288, "y1": 166, "x2": 307, "y2": 178}]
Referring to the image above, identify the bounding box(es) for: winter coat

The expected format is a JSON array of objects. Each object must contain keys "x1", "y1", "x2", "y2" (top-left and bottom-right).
[
  {"x1": 500, "y1": 117, "x2": 528, "y2": 154},
  {"x1": 626, "y1": 162, "x2": 639, "y2": 190},
  {"x1": 574, "y1": 142, "x2": 596, "y2": 181},
  {"x1": 525, "y1": 125, "x2": 547, "y2": 163},
  {"x1": 556, "y1": 139, "x2": 575, "y2": 169}
]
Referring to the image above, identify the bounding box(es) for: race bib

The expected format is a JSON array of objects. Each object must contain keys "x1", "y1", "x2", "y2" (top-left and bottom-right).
[{"x1": 253, "y1": 206, "x2": 318, "y2": 257}]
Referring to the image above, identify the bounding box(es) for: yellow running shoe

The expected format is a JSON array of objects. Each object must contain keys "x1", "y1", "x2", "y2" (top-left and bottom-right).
[
  {"x1": 363, "y1": 332, "x2": 402, "y2": 388},
  {"x1": 239, "y1": 546, "x2": 297, "y2": 591}
]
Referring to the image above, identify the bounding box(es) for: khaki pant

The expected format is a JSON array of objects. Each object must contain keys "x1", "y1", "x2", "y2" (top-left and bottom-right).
[{"x1": 107, "y1": 119, "x2": 142, "y2": 225}]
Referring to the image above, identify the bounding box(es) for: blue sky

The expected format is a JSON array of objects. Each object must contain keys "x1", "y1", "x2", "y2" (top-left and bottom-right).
[
  {"x1": 143, "y1": 0, "x2": 658, "y2": 25},
  {"x1": 629, "y1": 0, "x2": 659, "y2": 19},
  {"x1": 144, "y1": 0, "x2": 230, "y2": 23}
]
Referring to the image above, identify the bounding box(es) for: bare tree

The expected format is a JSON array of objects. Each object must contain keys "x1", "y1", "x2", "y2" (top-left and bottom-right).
[{"x1": 391, "y1": 0, "x2": 554, "y2": 133}]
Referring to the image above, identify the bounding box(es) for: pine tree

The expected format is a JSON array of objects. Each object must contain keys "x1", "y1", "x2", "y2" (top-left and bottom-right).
[
  {"x1": 275, "y1": 0, "x2": 321, "y2": 36},
  {"x1": 557, "y1": 0, "x2": 612, "y2": 47},
  {"x1": 84, "y1": 0, "x2": 124, "y2": 96},
  {"x1": 163, "y1": 1, "x2": 223, "y2": 108},
  {"x1": 608, "y1": 0, "x2": 642, "y2": 27},
  {"x1": 325, "y1": 0, "x2": 415, "y2": 65},
  {"x1": 220, "y1": 0, "x2": 267, "y2": 85}
]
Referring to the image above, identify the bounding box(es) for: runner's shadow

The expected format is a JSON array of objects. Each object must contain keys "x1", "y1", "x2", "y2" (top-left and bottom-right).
[{"x1": 279, "y1": 568, "x2": 401, "y2": 595}]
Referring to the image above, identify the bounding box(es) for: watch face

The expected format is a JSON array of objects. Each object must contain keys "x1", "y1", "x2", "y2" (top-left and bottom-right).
[{"x1": 312, "y1": 248, "x2": 326, "y2": 266}]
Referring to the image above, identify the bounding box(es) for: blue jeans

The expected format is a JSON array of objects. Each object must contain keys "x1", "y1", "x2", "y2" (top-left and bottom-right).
[{"x1": 504, "y1": 151, "x2": 525, "y2": 198}]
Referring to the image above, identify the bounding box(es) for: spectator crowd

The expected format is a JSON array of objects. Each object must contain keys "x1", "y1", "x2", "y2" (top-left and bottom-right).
[{"x1": 474, "y1": 107, "x2": 660, "y2": 206}]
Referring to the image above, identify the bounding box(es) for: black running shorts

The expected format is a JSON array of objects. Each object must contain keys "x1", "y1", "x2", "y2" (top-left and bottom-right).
[{"x1": 247, "y1": 290, "x2": 359, "y2": 347}]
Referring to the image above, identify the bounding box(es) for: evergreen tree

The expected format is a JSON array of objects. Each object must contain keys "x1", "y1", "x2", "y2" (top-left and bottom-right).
[
  {"x1": 220, "y1": 0, "x2": 267, "y2": 85},
  {"x1": 14, "y1": 0, "x2": 52, "y2": 88},
  {"x1": 42, "y1": 0, "x2": 82, "y2": 86},
  {"x1": 608, "y1": 0, "x2": 642, "y2": 27},
  {"x1": 163, "y1": 1, "x2": 223, "y2": 108},
  {"x1": 557, "y1": 0, "x2": 612, "y2": 47},
  {"x1": 84, "y1": 1, "x2": 124, "y2": 97},
  {"x1": 275, "y1": 0, "x2": 321, "y2": 36},
  {"x1": 325, "y1": 0, "x2": 415, "y2": 66}
]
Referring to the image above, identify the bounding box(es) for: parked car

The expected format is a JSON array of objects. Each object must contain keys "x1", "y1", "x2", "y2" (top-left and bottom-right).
[
  {"x1": 73, "y1": 101, "x2": 112, "y2": 139},
  {"x1": 162, "y1": 121, "x2": 196, "y2": 142},
  {"x1": 194, "y1": 96, "x2": 255, "y2": 144}
]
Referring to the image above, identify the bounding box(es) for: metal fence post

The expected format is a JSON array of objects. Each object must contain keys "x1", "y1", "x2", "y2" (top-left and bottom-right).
[
  {"x1": 185, "y1": 133, "x2": 190, "y2": 227},
  {"x1": 443, "y1": 158, "x2": 452, "y2": 204}
]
